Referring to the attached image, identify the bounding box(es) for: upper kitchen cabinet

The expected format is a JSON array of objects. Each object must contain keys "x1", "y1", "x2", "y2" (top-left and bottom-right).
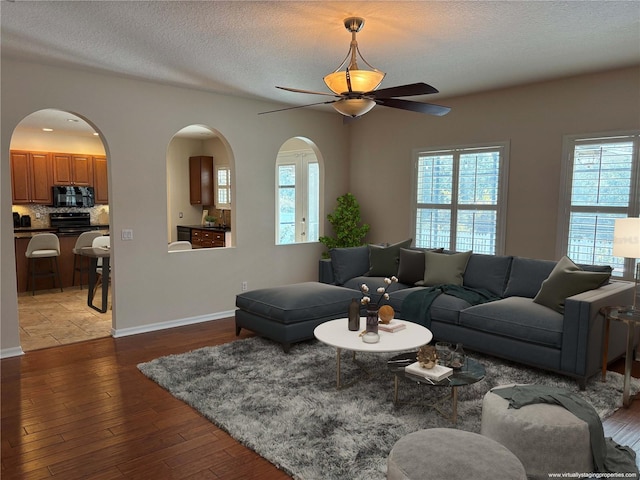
[
  {"x1": 52, "y1": 153, "x2": 93, "y2": 186},
  {"x1": 11, "y1": 151, "x2": 53, "y2": 204},
  {"x1": 93, "y1": 156, "x2": 109, "y2": 204},
  {"x1": 189, "y1": 155, "x2": 214, "y2": 205}
]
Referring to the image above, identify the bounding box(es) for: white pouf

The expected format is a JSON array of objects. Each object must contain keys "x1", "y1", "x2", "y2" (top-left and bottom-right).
[
  {"x1": 387, "y1": 428, "x2": 526, "y2": 480},
  {"x1": 481, "y1": 386, "x2": 594, "y2": 480}
]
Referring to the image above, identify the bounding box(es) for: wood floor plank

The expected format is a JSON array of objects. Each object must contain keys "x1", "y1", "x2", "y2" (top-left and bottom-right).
[{"x1": 2, "y1": 317, "x2": 638, "y2": 479}]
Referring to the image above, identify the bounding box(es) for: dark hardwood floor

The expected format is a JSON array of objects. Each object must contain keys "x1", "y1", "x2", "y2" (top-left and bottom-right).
[{"x1": 2, "y1": 318, "x2": 639, "y2": 479}]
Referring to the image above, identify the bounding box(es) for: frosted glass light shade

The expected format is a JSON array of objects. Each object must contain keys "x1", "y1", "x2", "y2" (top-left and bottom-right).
[
  {"x1": 323, "y1": 69, "x2": 385, "y2": 95},
  {"x1": 331, "y1": 98, "x2": 376, "y2": 117},
  {"x1": 613, "y1": 218, "x2": 640, "y2": 258}
]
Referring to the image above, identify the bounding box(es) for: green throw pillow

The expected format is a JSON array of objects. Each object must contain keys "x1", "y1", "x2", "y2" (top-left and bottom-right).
[
  {"x1": 533, "y1": 256, "x2": 611, "y2": 313},
  {"x1": 423, "y1": 250, "x2": 472, "y2": 286},
  {"x1": 367, "y1": 239, "x2": 413, "y2": 277}
]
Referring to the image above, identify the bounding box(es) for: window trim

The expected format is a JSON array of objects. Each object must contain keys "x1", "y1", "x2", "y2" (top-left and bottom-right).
[
  {"x1": 275, "y1": 149, "x2": 320, "y2": 245},
  {"x1": 556, "y1": 130, "x2": 640, "y2": 277},
  {"x1": 411, "y1": 141, "x2": 510, "y2": 255}
]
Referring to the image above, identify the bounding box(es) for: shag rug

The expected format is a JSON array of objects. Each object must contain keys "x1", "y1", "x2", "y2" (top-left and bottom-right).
[{"x1": 138, "y1": 337, "x2": 639, "y2": 480}]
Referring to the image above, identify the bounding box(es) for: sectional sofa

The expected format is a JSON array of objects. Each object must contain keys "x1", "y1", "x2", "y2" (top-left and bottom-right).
[{"x1": 236, "y1": 243, "x2": 636, "y2": 387}]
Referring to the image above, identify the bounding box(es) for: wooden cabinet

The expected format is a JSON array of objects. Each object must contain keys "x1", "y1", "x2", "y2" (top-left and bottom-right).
[
  {"x1": 191, "y1": 228, "x2": 225, "y2": 248},
  {"x1": 11, "y1": 151, "x2": 53, "y2": 204},
  {"x1": 93, "y1": 156, "x2": 109, "y2": 204},
  {"x1": 53, "y1": 154, "x2": 93, "y2": 186},
  {"x1": 189, "y1": 156, "x2": 214, "y2": 205}
]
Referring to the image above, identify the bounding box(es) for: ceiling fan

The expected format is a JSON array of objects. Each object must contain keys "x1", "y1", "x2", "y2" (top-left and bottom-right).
[{"x1": 260, "y1": 17, "x2": 451, "y2": 119}]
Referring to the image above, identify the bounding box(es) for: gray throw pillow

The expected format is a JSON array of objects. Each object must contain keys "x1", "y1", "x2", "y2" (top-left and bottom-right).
[
  {"x1": 533, "y1": 256, "x2": 611, "y2": 313},
  {"x1": 367, "y1": 239, "x2": 413, "y2": 277},
  {"x1": 423, "y1": 250, "x2": 472, "y2": 286},
  {"x1": 329, "y1": 246, "x2": 370, "y2": 285}
]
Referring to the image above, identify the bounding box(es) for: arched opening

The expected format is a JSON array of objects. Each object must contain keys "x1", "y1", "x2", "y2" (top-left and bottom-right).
[
  {"x1": 10, "y1": 108, "x2": 111, "y2": 351},
  {"x1": 166, "y1": 124, "x2": 235, "y2": 249},
  {"x1": 275, "y1": 137, "x2": 325, "y2": 244}
]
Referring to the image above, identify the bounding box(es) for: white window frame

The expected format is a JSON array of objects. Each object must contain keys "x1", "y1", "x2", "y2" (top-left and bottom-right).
[
  {"x1": 276, "y1": 150, "x2": 319, "y2": 244},
  {"x1": 215, "y1": 165, "x2": 231, "y2": 210},
  {"x1": 411, "y1": 142, "x2": 509, "y2": 255},
  {"x1": 556, "y1": 131, "x2": 640, "y2": 278}
]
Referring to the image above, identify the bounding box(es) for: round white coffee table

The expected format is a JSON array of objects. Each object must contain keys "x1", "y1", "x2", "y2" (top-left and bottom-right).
[{"x1": 314, "y1": 318, "x2": 433, "y2": 388}]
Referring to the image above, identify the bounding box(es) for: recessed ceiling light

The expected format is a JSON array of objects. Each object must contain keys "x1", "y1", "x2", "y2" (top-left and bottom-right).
[
  {"x1": 42, "y1": 128, "x2": 53, "y2": 132},
  {"x1": 93, "y1": 132, "x2": 99, "y2": 136},
  {"x1": 66, "y1": 118, "x2": 79, "y2": 123}
]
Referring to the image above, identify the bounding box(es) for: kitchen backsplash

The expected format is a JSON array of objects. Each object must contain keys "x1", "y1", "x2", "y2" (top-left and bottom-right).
[{"x1": 12, "y1": 204, "x2": 110, "y2": 228}]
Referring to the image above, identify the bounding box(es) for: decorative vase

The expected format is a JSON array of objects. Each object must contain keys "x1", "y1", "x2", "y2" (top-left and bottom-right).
[
  {"x1": 366, "y1": 308, "x2": 379, "y2": 334},
  {"x1": 348, "y1": 298, "x2": 360, "y2": 331}
]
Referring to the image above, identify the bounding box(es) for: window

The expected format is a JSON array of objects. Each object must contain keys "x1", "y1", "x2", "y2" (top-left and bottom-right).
[
  {"x1": 558, "y1": 132, "x2": 640, "y2": 278},
  {"x1": 413, "y1": 143, "x2": 508, "y2": 254},
  {"x1": 216, "y1": 165, "x2": 231, "y2": 209},
  {"x1": 276, "y1": 150, "x2": 320, "y2": 244}
]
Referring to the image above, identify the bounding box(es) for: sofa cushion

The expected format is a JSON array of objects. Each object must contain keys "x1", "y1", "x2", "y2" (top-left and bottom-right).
[
  {"x1": 464, "y1": 254, "x2": 513, "y2": 297},
  {"x1": 533, "y1": 256, "x2": 611, "y2": 313},
  {"x1": 235, "y1": 282, "x2": 355, "y2": 324},
  {"x1": 389, "y1": 288, "x2": 470, "y2": 325},
  {"x1": 367, "y1": 238, "x2": 413, "y2": 277},
  {"x1": 329, "y1": 246, "x2": 370, "y2": 285},
  {"x1": 504, "y1": 257, "x2": 556, "y2": 298},
  {"x1": 397, "y1": 247, "x2": 445, "y2": 286},
  {"x1": 459, "y1": 297, "x2": 564, "y2": 348},
  {"x1": 423, "y1": 250, "x2": 472, "y2": 286}
]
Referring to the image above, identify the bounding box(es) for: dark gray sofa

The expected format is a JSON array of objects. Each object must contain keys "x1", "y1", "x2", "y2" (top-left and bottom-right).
[{"x1": 318, "y1": 248, "x2": 637, "y2": 388}]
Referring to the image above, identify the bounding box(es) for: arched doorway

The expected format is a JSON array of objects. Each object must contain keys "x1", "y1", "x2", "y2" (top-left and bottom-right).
[{"x1": 10, "y1": 108, "x2": 112, "y2": 351}]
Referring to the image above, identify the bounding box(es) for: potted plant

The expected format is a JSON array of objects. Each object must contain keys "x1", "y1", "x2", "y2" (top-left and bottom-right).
[
  {"x1": 319, "y1": 193, "x2": 370, "y2": 258},
  {"x1": 205, "y1": 215, "x2": 217, "y2": 227}
]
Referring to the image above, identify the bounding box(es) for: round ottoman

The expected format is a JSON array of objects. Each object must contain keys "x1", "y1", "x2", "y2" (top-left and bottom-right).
[
  {"x1": 481, "y1": 386, "x2": 593, "y2": 480},
  {"x1": 386, "y1": 428, "x2": 526, "y2": 480}
]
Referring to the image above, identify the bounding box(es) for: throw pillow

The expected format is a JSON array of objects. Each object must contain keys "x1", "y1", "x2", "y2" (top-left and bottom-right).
[
  {"x1": 533, "y1": 256, "x2": 611, "y2": 313},
  {"x1": 367, "y1": 239, "x2": 413, "y2": 277},
  {"x1": 423, "y1": 250, "x2": 472, "y2": 286},
  {"x1": 329, "y1": 245, "x2": 370, "y2": 285},
  {"x1": 397, "y1": 247, "x2": 444, "y2": 285}
]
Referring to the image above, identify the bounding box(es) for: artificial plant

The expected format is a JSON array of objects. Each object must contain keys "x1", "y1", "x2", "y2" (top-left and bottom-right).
[{"x1": 319, "y1": 193, "x2": 370, "y2": 258}]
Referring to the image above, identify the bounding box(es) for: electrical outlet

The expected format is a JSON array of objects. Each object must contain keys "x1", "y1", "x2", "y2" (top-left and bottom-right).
[
  {"x1": 35, "y1": 213, "x2": 41, "y2": 219},
  {"x1": 241, "y1": 281, "x2": 248, "y2": 291},
  {"x1": 179, "y1": 212, "x2": 183, "y2": 218},
  {"x1": 121, "y1": 229, "x2": 134, "y2": 241}
]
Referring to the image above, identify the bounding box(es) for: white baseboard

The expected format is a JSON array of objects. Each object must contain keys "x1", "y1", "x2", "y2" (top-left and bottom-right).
[
  {"x1": 111, "y1": 310, "x2": 236, "y2": 338},
  {"x1": 1, "y1": 347, "x2": 25, "y2": 359}
]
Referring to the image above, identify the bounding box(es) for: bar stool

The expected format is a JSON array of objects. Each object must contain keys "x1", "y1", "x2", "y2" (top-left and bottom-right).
[
  {"x1": 25, "y1": 233, "x2": 63, "y2": 295},
  {"x1": 72, "y1": 231, "x2": 103, "y2": 289},
  {"x1": 91, "y1": 235, "x2": 111, "y2": 303}
]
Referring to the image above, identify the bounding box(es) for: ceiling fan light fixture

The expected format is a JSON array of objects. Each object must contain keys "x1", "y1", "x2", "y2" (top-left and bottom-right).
[
  {"x1": 331, "y1": 98, "x2": 376, "y2": 117},
  {"x1": 323, "y1": 17, "x2": 385, "y2": 95}
]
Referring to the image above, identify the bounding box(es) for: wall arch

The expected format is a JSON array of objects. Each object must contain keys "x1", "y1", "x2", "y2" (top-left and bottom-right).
[{"x1": 166, "y1": 124, "x2": 236, "y2": 247}]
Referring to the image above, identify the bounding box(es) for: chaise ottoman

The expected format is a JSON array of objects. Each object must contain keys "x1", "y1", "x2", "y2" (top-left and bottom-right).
[{"x1": 235, "y1": 282, "x2": 357, "y2": 352}]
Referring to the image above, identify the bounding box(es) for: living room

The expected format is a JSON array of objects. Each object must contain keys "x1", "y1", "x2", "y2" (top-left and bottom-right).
[{"x1": 1, "y1": 2, "x2": 639, "y2": 478}]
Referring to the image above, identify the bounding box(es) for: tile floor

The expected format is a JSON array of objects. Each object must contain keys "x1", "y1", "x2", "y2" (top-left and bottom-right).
[{"x1": 18, "y1": 286, "x2": 112, "y2": 351}]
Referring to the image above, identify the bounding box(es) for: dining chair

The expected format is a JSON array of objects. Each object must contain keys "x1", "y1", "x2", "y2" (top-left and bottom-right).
[{"x1": 72, "y1": 231, "x2": 103, "y2": 289}]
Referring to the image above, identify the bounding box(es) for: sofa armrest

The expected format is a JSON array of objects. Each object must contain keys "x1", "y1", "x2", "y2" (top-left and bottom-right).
[
  {"x1": 319, "y1": 258, "x2": 335, "y2": 284},
  {"x1": 560, "y1": 280, "x2": 635, "y2": 377}
]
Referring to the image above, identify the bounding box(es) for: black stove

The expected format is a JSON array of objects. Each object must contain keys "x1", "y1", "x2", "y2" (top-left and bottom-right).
[{"x1": 50, "y1": 212, "x2": 97, "y2": 234}]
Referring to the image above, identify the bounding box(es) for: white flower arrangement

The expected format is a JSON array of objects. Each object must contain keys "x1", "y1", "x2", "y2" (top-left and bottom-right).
[{"x1": 360, "y1": 276, "x2": 398, "y2": 307}]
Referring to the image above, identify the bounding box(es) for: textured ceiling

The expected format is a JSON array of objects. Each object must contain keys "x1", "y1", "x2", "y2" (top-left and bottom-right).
[{"x1": 2, "y1": 0, "x2": 640, "y2": 121}]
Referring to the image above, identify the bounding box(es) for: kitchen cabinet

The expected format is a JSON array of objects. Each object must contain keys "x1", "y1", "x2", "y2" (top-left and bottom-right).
[
  {"x1": 191, "y1": 228, "x2": 225, "y2": 248},
  {"x1": 53, "y1": 153, "x2": 93, "y2": 186},
  {"x1": 189, "y1": 156, "x2": 214, "y2": 205},
  {"x1": 10, "y1": 151, "x2": 53, "y2": 204},
  {"x1": 93, "y1": 156, "x2": 109, "y2": 203}
]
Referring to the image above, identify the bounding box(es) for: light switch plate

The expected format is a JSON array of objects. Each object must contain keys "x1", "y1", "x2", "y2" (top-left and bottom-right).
[{"x1": 121, "y1": 229, "x2": 134, "y2": 241}]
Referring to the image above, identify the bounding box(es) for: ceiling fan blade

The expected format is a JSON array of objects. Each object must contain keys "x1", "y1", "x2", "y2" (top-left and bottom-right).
[
  {"x1": 276, "y1": 86, "x2": 339, "y2": 98},
  {"x1": 258, "y1": 100, "x2": 337, "y2": 115},
  {"x1": 376, "y1": 98, "x2": 451, "y2": 116},
  {"x1": 367, "y1": 82, "x2": 439, "y2": 99}
]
